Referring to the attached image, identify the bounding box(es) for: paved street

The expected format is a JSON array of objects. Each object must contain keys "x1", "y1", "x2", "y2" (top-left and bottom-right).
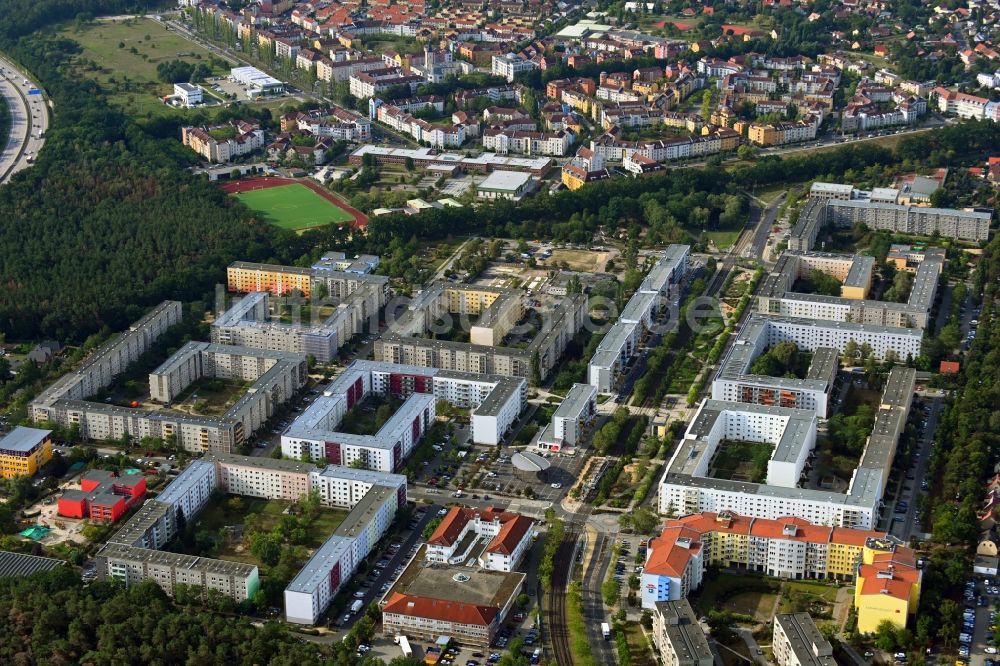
[{"x1": 0, "y1": 54, "x2": 48, "y2": 183}]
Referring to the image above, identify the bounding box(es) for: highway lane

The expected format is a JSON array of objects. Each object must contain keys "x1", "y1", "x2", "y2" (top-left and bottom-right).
[{"x1": 0, "y1": 54, "x2": 48, "y2": 184}]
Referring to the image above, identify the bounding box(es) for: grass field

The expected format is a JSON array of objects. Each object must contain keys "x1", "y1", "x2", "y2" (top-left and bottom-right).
[
  {"x1": 235, "y1": 183, "x2": 356, "y2": 230},
  {"x1": 62, "y1": 17, "x2": 223, "y2": 83},
  {"x1": 704, "y1": 229, "x2": 742, "y2": 250}
]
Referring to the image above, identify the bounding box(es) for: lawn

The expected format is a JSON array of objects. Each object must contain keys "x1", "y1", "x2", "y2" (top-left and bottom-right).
[
  {"x1": 194, "y1": 496, "x2": 349, "y2": 565},
  {"x1": 691, "y1": 573, "x2": 781, "y2": 622},
  {"x1": 171, "y1": 377, "x2": 250, "y2": 416},
  {"x1": 623, "y1": 623, "x2": 658, "y2": 666},
  {"x1": 710, "y1": 440, "x2": 774, "y2": 483},
  {"x1": 60, "y1": 18, "x2": 223, "y2": 93},
  {"x1": 704, "y1": 229, "x2": 742, "y2": 251},
  {"x1": 235, "y1": 183, "x2": 356, "y2": 230}
]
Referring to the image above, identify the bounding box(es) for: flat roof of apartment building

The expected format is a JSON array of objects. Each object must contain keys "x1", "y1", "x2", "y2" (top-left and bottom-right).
[
  {"x1": 208, "y1": 453, "x2": 316, "y2": 475},
  {"x1": 554, "y1": 383, "x2": 596, "y2": 420},
  {"x1": 108, "y1": 500, "x2": 173, "y2": 546},
  {"x1": 156, "y1": 460, "x2": 217, "y2": 507},
  {"x1": 655, "y1": 599, "x2": 713, "y2": 665},
  {"x1": 472, "y1": 377, "x2": 525, "y2": 416},
  {"x1": 774, "y1": 613, "x2": 837, "y2": 665},
  {"x1": 98, "y1": 541, "x2": 257, "y2": 578},
  {"x1": 229, "y1": 261, "x2": 313, "y2": 276}
]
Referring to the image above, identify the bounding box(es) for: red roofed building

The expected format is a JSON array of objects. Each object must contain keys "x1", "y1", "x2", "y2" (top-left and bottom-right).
[
  {"x1": 426, "y1": 506, "x2": 534, "y2": 572},
  {"x1": 854, "y1": 538, "x2": 922, "y2": 632},
  {"x1": 57, "y1": 470, "x2": 146, "y2": 523},
  {"x1": 939, "y1": 360, "x2": 960, "y2": 374},
  {"x1": 641, "y1": 512, "x2": 912, "y2": 610},
  {"x1": 380, "y1": 565, "x2": 525, "y2": 647}
]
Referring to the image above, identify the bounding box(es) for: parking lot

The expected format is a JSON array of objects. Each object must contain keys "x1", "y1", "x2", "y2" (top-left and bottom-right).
[
  {"x1": 961, "y1": 576, "x2": 1000, "y2": 666},
  {"x1": 467, "y1": 447, "x2": 590, "y2": 502},
  {"x1": 336, "y1": 504, "x2": 438, "y2": 633}
]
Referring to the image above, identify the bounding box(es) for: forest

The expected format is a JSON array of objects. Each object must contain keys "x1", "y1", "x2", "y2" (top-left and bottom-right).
[
  {"x1": 0, "y1": 566, "x2": 438, "y2": 666},
  {"x1": 0, "y1": 0, "x2": 277, "y2": 341}
]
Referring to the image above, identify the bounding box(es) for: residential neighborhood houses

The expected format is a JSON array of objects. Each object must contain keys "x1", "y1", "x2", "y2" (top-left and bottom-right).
[{"x1": 164, "y1": 0, "x2": 1000, "y2": 211}]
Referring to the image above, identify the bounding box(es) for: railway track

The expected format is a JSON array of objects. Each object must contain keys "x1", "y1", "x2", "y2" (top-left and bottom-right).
[{"x1": 546, "y1": 529, "x2": 580, "y2": 666}]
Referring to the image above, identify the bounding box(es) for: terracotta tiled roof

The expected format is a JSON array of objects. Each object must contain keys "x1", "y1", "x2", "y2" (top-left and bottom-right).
[
  {"x1": 382, "y1": 592, "x2": 499, "y2": 626},
  {"x1": 644, "y1": 526, "x2": 702, "y2": 578},
  {"x1": 427, "y1": 507, "x2": 471, "y2": 547},
  {"x1": 485, "y1": 515, "x2": 534, "y2": 555}
]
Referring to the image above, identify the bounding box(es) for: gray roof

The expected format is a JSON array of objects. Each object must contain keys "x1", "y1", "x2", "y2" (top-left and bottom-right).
[
  {"x1": 0, "y1": 426, "x2": 51, "y2": 453},
  {"x1": 553, "y1": 383, "x2": 596, "y2": 420},
  {"x1": 655, "y1": 599, "x2": 713, "y2": 665},
  {"x1": 774, "y1": 613, "x2": 836, "y2": 666},
  {"x1": 511, "y1": 451, "x2": 551, "y2": 472},
  {"x1": 98, "y1": 541, "x2": 258, "y2": 578},
  {"x1": 478, "y1": 170, "x2": 533, "y2": 192},
  {"x1": 0, "y1": 551, "x2": 65, "y2": 578}
]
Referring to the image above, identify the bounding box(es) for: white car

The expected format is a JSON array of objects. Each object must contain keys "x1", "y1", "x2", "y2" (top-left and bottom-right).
[
  {"x1": 987, "y1": 647, "x2": 998, "y2": 655},
  {"x1": 550, "y1": 483, "x2": 562, "y2": 489}
]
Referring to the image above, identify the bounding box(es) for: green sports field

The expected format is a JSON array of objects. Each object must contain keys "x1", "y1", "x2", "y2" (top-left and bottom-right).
[{"x1": 234, "y1": 183, "x2": 355, "y2": 230}]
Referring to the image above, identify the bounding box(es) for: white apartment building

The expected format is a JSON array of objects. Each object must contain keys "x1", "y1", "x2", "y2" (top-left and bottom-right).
[
  {"x1": 282, "y1": 361, "x2": 526, "y2": 466},
  {"x1": 482, "y1": 129, "x2": 573, "y2": 156},
  {"x1": 711, "y1": 316, "x2": 837, "y2": 418},
  {"x1": 491, "y1": 53, "x2": 538, "y2": 82},
  {"x1": 214, "y1": 454, "x2": 314, "y2": 501},
  {"x1": 589, "y1": 245, "x2": 690, "y2": 392},
  {"x1": 284, "y1": 481, "x2": 404, "y2": 624},
  {"x1": 536, "y1": 382, "x2": 597, "y2": 452},
  {"x1": 660, "y1": 367, "x2": 915, "y2": 530}
]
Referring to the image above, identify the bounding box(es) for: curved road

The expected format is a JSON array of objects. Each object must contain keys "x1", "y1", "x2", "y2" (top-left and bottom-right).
[{"x1": 0, "y1": 54, "x2": 48, "y2": 184}]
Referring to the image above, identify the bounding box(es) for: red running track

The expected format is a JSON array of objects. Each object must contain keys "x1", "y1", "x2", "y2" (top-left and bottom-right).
[{"x1": 219, "y1": 176, "x2": 368, "y2": 228}]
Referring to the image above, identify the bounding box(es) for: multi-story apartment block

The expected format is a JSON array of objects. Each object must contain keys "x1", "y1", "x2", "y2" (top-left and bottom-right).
[
  {"x1": 348, "y1": 145, "x2": 553, "y2": 177},
  {"x1": 285, "y1": 475, "x2": 406, "y2": 624},
  {"x1": 349, "y1": 68, "x2": 422, "y2": 98},
  {"x1": 932, "y1": 87, "x2": 992, "y2": 119},
  {"x1": 772, "y1": 613, "x2": 837, "y2": 666},
  {"x1": 491, "y1": 53, "x2": 538, "y2": 82},
  {"x1": 794, "y1": 187, "x2": 992, "y2": 246},
  {"x1": 712, "y1": 316, "x2": 838, "y2": 418},
  {"x1": 854, "y1": 537, "x2": 922, "y2": 632},
  {"x1": 660, "y1": 367, "x2": 916, "y2": 530},
  {"x1": 98, "y1": 452, "x2": 406, "y2": 615},
  {"x1": 651, "y1": 599, "x2": 714, "y2": 666},
  {"x1": 371, "y1": 99, "x2": 472, "y2": 148},
  {"x1": 181, "y1": 122, "x2": 265, "y2": 163},
  {"x1": 281, "y1": 106, "x2": 372, "y2": 141},
  {"x1": 377, "y1": 285, "x2": 586, "y2": 383},
  {"x1": 754, "y1": 250, "x2": 942, "y2": 330},
  {"x1": 535, "y1": 382, "x2": 597, "y2": 453},
  {"x1": 282, "y1": 360, "x2": 526, "y2": 463},
  {"x1": 589, "y1": 245, "x2": 689, "y2": 392},
  {"x1": 642, "y1": 511, "x2": 920, "y2": 626},
  {"x1": 482, "y1": 128, "x2": 574, "y2": 156},
  {"x1": 211, "y1": 285, "x2": 385, "y2": 364}
]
